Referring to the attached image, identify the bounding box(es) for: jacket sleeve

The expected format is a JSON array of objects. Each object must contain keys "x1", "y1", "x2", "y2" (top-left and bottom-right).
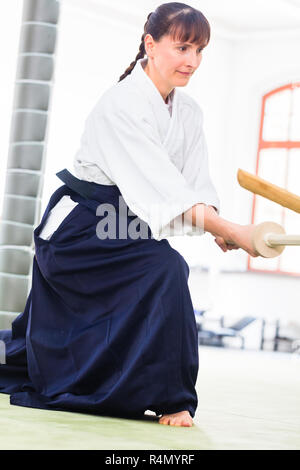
[
  {"x1": 181, "y1": 106, "x2": 220, "y2": 216},
  {"x1": 86, "y1": 96, "x2": 211, "y2": 240}
]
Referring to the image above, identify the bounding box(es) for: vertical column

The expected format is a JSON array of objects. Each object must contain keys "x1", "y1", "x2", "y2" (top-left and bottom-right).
[{"x1": 0, "y1": 0, "x2": 60, "y2": 328}]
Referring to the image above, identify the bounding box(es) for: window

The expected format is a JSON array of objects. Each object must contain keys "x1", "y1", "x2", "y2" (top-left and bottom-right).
[{"x1": 249, "y1": 83, "x2": 300, "y2": 276}]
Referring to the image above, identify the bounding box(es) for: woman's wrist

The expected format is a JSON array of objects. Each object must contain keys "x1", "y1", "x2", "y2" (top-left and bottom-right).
[{"x1": 187, "y1": 203, "x2": 239, "y2": 242}]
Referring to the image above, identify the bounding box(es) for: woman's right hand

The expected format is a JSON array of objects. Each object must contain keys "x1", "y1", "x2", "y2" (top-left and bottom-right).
[
  {"x1": 188, "y1": 205, "x2": 260, "y2": 258},
  {"x1": 226, "y1": 224, "x2": 259, "y2": 258}
]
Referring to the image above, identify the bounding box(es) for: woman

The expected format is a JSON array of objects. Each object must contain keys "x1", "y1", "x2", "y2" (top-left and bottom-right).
[{"x1": 0, "y1": 3, "x2": 258, "y2": 428}]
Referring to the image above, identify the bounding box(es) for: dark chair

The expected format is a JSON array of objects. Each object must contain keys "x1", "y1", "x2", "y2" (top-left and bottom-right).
[
  {"x1": 273, "y1": 320, "x2": 299, "y2": 352},
  {"x1": 197, "y1": 316, "x2": 256, "y2": 349}
]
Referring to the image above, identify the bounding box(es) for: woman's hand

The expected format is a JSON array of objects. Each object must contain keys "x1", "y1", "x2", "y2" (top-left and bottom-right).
[
  {"x1": 224, "y1": 224, "x2": 259, "y2": 258},
  {"x1": 186, "y1": 205, "x2": 259, "y2": 258},
  {"x1": 214, "y1": 236, "x2": 240, "y2": 253}
]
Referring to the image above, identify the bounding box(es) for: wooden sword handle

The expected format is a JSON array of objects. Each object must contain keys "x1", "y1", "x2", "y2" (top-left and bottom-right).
[{"x1": 237, "y1": 169, "x2": 300, "y2": 214}]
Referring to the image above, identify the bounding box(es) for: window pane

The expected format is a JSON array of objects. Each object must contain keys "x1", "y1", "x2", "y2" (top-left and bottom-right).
[
  {"x1": 258, "y1": 149, "x2": 287, "y2": 187},
  {"x1": 291, "y1": 86, "x2": 300, "y2": 141},
  {"x1": 290, "y1": 113, "x2": 300, "y2": 141},
  {"x1": 284, "y1": 209, "x2": 300, "y2": 233},
  {"x1": 254, "y1": 149, "x2": 286, "y2": 223},
  {"x1": 279, "y1": 246, "x2": 300, "y2": 274},
  {"x1": 287, "y1": 149, "x2": 300, "y2": 195},
  {"x1": 253, "y1": 195, "x2": 283, "y2": 225},
  {"x1": 263, "y1": 89, "x2": 291, "y2": 141}
]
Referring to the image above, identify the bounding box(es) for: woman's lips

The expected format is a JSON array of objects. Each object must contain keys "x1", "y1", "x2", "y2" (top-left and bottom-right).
[{"x1": 177, "y1": 71, "x2": 192, "y2": 76}]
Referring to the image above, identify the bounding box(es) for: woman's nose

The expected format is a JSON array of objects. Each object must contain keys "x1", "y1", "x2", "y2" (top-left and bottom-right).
[{"x1": 186, "y1": 51, "x2": 201, "y2": 69}]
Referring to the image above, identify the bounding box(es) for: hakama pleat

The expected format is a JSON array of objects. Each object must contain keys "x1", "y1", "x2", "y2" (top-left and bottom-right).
[{"x1": 0, "y1": 173, "x2": 198, "y2": 418}]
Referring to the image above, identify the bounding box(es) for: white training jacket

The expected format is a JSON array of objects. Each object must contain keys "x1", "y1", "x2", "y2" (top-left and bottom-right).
[{"x1": 40, "y1": 57, "x2": 220, "y2": 241}]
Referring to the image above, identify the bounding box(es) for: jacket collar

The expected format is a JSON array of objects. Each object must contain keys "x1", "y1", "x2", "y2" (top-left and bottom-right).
[{"x1": 128, "y1": 58, "x2": 177, "y2": 142}]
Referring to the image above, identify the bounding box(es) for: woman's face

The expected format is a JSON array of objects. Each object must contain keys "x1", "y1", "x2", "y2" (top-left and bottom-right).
[{"x1": 144, "y1": 33, "x2": 205, "y2": 89}]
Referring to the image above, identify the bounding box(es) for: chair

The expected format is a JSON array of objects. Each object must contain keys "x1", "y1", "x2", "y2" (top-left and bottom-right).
[
  {"x1": 273, "y1": 320, "x2": 299, "y2": 352},
  {"x1": 197, "y1": 316, "x2": 256, "y2": 349}
]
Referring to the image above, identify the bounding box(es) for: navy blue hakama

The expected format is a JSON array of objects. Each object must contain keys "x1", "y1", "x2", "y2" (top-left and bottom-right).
[{"x1": 0, "y1": 170, "x2": 199, "y2": 418}]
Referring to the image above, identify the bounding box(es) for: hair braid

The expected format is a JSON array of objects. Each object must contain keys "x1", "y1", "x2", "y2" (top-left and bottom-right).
[{"x1": 118, "y1": 12, "x2": 152, "y2": 82}]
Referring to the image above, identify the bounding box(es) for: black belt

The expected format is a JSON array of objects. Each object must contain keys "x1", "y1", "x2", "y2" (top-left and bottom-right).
[{"x1": 56, "y1": 168, "x2": 99, "y2": 200}]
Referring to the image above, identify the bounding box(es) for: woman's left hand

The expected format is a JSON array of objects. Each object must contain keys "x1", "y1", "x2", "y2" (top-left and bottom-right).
[{"x1": 214, "y1": 236, "x2": 240, "y2": 253}]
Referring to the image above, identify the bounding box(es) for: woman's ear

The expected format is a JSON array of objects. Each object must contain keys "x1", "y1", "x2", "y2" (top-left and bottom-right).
[{"x1": 144, "y1": 33, "x2": 155, "y2": 58}]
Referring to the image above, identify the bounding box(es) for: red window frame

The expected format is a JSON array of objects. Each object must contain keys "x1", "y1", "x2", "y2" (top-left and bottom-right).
[{"x1": 248, "y1": 82, "x2": 300, "y2": 277}]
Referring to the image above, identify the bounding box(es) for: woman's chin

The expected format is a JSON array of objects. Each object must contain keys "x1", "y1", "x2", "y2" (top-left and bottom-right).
[{"x1": 175, "y1": 81, "x2": 189, "y2": 87}]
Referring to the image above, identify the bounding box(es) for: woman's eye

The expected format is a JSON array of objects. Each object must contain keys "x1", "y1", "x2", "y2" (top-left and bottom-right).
[{"x1": 178, "y1": 46, "x2": 203, "y2": 53}]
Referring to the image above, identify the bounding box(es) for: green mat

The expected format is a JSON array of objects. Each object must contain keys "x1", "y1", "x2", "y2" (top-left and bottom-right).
[{"x1": 1, "y1": 347, "x2": 299, "y2": 450}]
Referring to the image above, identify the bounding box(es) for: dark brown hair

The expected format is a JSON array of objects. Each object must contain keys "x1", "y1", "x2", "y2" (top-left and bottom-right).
[{"x1": 118, "y1": 2, "x2": 210, "y2": 82}]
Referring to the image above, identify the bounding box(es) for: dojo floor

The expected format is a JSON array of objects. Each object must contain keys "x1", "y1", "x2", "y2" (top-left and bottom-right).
[{"x1": 0, "y1": 346, "x2": 299, "y2": 450}]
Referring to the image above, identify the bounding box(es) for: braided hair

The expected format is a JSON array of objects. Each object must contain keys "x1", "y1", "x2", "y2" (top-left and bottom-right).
[
  {"x1": 118, "y1": 3, "x2": 210, "y2": 82},
  {"x1": 118, "y1": 13, "x2": 151, "y2": 83}
]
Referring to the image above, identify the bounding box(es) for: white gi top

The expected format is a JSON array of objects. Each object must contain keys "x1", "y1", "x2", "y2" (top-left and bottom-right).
[{"x1": 41, "y1": 57, "x2": 220, "y2": 241}]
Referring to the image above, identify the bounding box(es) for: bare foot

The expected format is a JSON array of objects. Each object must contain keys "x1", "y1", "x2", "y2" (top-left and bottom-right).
[{"x1": 158, "y1": 410, "x2": 193, "y2": 427}]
